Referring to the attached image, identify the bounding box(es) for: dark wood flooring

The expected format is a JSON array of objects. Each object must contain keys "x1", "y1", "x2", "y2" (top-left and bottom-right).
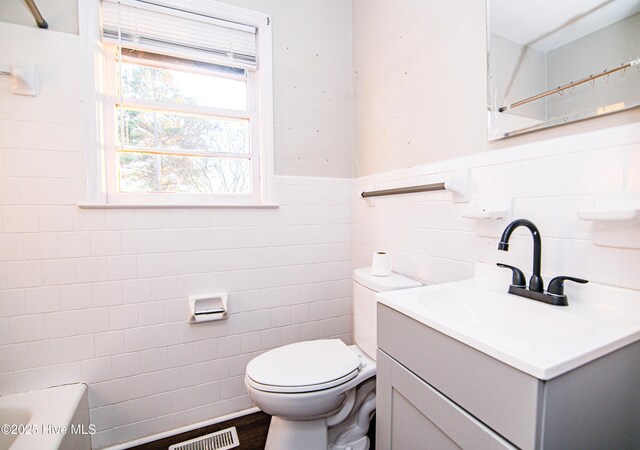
[
  {"x1": 129, "y1": 412, "x2": 271, "y2": 450},
  {"x1": 128, "y1": 411, "x2": 376, "y2": 450}
]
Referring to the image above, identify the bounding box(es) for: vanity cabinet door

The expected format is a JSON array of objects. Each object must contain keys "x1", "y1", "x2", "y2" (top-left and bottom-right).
[
  {"x1": 378, "y1": 304, "x2": 540, "y2": 449},
  {"x1": 377, "y1": 350, "x2": 514, "y2": 450}
]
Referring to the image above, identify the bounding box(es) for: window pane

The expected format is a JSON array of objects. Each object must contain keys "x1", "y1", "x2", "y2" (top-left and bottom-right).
[
  {"x1": 118, "y1": 152, "x2": 251, "y2": 195},
  {"x1": 118, "y1": 108, "x2": 250, "y2": 154},
  {"x1": 120, "y1": 61, "x2": 247, "y2": 110}
]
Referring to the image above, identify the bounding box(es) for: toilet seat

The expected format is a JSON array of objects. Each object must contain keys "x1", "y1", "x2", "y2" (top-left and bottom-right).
[
  {"x1": 246, "y1": 340, "x2": 362, "y2": 394},
  {"x1": 247, "y1": 368, "x2": 359, "y2": 393}
]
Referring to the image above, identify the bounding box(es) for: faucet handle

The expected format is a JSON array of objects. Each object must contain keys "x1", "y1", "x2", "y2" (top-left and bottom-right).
[
  {"x1": 547, "y1": 276, "x2": 589, "y2": 297},
  {"x1": 496, "y1": 263, "x2": 526, "y2": 288}
]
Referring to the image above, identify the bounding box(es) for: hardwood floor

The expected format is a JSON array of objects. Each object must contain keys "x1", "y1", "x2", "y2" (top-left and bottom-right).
[
  {"x1": 129, "y1": 412, "x2": 271, "y2": 450},
  {"x1": 128, "y1": 411, "x2": 376, "y2": 450}
]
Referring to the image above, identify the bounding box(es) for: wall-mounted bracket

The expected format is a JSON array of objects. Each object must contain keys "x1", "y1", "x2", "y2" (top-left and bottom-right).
[
  {"x1": 1, "y1": 64, "x2": 38, "y2": 96},
  {"x1": 445, "y1": 169, "x2": 470, "y2": 203},
  {"x1": 578, "y1": 192, "x2": 640, "y2": 249}
]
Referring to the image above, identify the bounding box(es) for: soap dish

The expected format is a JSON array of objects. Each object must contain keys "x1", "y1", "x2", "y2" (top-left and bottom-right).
[
  {"x1": 578, "y1": 192, "x2": 640, "y2": 222},
  {"x1": 577, "y1": 209, "x2": 639, "y2": 221},
  {"x1": 460, "y1": 198, "x2": 511, "y2": 221},
  {"x1": 460, "y1": 209, "x2": 509, "y2": 220}
]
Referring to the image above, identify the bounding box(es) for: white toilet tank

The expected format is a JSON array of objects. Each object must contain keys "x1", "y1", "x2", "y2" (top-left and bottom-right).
[{"x1": 352, "y1": 267, "x2": 421, "y2": 360}]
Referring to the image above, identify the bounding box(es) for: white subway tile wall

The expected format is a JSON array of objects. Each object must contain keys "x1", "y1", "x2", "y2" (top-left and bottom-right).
[
  {"x1": 0, "y1": 22, "x2": 353, "y2": 448},
  {"x1": 353, "y1": 122, "x2": 640, "y2": 291}
]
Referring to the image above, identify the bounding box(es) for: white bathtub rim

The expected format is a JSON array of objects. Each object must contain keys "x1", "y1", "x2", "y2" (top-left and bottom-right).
[{"x1": 0, "y1": 383, "x2": 88, "y2": 450}]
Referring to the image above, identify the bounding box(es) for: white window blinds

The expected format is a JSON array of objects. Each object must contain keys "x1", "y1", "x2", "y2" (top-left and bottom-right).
[{"x1": 101, "y1": 0, "x2": 257, "y2": 69}]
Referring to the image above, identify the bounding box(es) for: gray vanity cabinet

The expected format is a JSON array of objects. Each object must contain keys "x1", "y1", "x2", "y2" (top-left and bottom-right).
[
  {"x1": 376, "y1": 304, "x2": 640, "y2": 450},
  {"x1": 376, "y1": 350, "x2": 514, "y2": 449}
]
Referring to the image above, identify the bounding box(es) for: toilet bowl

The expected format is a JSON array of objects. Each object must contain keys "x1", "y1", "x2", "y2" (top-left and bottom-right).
[{"x1": 245, "y1": 268, "x2": 421, "y2": 450}]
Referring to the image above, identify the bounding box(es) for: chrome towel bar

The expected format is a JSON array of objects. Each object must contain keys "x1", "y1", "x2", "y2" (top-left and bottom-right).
[{"x1": 361, "y1": 182, "x2": 446, "y2": 198}]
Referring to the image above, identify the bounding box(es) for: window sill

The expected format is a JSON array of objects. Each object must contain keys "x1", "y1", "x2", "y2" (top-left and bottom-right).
[{"x1": 77, "y1": 203, "x2": 279, "y2": 209}]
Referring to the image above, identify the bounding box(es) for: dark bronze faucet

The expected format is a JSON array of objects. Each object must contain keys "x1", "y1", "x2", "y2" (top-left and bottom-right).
[
  {"x1": 498, "y1": 219, "x2": 543, "y2": 292},
  {"x1": 497, "y1": 219, "x2": 588, "y2": 306}
]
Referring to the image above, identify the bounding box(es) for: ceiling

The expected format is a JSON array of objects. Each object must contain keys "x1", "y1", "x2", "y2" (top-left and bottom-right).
[{"x1": 490, "y1": 0, "x2": 640, "y2": 52}]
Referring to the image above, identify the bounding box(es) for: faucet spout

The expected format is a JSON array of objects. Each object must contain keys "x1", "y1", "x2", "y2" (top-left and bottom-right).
[{"x1": 498, "y1": 219, "x2": 543, "y2": 292}]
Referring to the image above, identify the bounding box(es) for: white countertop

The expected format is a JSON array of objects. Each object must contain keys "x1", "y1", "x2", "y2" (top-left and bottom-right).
[{"x1": 377, "y1": 263, "x2": 640, "y2": 380}]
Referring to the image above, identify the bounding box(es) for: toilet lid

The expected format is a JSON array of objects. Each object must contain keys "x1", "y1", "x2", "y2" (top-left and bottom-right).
[{"x1": 246, "y1": 340, "x2": 362, "y2": 393}]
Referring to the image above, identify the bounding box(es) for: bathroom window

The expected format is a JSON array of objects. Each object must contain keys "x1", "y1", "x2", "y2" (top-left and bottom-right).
[{"x1": 96, "y1": 0, "x2": 273, "y2": 206}]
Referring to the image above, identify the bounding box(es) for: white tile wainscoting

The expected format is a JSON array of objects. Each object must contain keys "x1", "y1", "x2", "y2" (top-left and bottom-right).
[
  {"x1": 0, "y1": 175, "x2": 353, "y2": 448},
  {"x1": 353, "y1": 121, "x2": 640, "y2": 292}
]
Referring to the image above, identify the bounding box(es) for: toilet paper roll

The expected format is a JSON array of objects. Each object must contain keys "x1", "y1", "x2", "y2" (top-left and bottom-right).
[{"x1": 371, "y1": 251, "x2": 392, "y2": 277}]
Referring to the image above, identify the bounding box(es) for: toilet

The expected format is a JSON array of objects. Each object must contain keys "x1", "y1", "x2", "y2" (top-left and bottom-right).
[{"x1": 245, "y1": 267, "x2": 421, "y2": 450}]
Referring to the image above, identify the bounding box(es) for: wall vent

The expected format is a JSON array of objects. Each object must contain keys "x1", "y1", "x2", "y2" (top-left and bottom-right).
[{"x1": 169, "y1": 427, "x2": 240, "y2": 450}]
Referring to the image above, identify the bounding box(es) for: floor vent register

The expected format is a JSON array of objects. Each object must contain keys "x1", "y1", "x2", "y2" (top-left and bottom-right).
[{"x1": 169, "y1": 427, "x2": 240, "y2": 450}]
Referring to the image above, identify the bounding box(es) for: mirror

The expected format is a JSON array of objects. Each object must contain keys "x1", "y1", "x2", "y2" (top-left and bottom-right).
[{"x1": 488, "y1": 0, "x2": 640, "y2": 140}]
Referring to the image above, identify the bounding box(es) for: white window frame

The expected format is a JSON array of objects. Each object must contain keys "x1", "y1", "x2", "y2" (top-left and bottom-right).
[{"x1": 80, "y1": 0, "x2": 275, "y2": 207}]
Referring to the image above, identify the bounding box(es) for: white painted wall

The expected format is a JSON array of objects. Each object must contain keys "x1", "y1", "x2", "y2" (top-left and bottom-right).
[
  {"x1": 0, "y1": 20, "x2": 353, "y2": 449},
  {"x1": 222, "y1": 0, "x2": 354, "y2": 178},
  {"x1": 352, "y1": 0, "x2": 640, "y2": 177},
  {"x1": 352, "y1": 0, "x2": 487, "y2": 176}
]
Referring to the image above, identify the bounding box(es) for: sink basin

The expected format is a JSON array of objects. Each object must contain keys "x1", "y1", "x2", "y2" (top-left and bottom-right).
[
  {"x1": 417, "y1": 287, "x2": 596, "y2": 344},
  {"x1": 377, "y1": 263, "x2": 640, "y2": 380}
]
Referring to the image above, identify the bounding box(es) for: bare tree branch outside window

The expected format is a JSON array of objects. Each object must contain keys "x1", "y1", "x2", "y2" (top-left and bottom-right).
[{"x1": 117, "y1": 63, "x2": 251, "y2": 195}]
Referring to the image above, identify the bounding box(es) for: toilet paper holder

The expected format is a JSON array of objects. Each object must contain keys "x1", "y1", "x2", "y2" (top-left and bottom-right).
[{"x1": 189, "y1": 293, "x2": 228, "y2": 323}]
